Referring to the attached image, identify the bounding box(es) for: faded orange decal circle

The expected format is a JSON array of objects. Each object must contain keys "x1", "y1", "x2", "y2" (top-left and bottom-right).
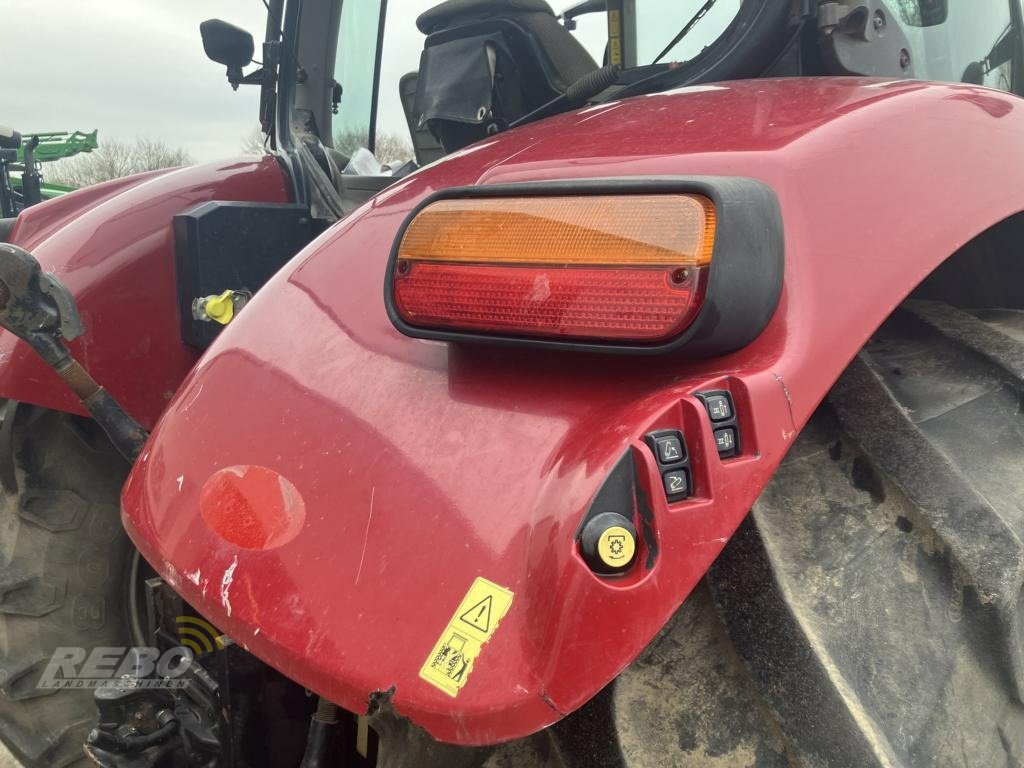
[{"x1": 200, "y1": 466, "x2": 305, "y2": 549}]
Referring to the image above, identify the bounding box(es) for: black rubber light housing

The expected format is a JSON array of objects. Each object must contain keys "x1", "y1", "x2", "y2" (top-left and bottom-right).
[{"x1": 384, "y1": 177, "x2": 784, "y2": 356}]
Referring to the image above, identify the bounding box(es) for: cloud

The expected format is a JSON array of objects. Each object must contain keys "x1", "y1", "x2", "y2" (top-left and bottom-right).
[
  {"x1": 4, "y1": 1, "x2": 735, "y2": 163},
  {"x1": 6, "y1": 1, "x2": 268, "y2": 161}
]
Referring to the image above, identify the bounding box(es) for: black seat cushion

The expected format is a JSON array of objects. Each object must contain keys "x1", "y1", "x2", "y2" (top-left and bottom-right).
[
  {"x1": 417, "y1": 0, "x2": 555, "y2": 33},
  {"x1": 416, "y1": 0, "x2": 597, "y2": 89}
]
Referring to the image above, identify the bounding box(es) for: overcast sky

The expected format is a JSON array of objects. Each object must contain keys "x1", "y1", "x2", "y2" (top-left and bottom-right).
[{"x1": 3, "y1": 1, "x2": 735, "y2": 162}]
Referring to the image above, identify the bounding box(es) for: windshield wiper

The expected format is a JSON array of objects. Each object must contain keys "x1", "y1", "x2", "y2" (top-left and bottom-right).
[{"x1": 653, "y1": 0, "x2": 719, "y2": 64}]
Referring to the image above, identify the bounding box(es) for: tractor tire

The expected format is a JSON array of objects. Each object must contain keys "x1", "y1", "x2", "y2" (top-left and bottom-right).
[
  {"x1": 704, "y1": 299, "x2": 1024, "y2": 767},
  {"x1": 601, "y1": 299, "x2": 1024, "y2": 766},
  {"x1": 0, "y1": 405, "x2": 132, "y2": 768}
]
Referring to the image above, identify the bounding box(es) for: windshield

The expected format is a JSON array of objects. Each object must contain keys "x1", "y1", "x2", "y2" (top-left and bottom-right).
[
  {"x1": 896, "y1": 0, "x2": 1017, "y2": 91},
  {"x1": 333, "y1": 1, "x2": 385, "y2": 153},
  {"x1": 372, "y1": 0, "x2": 747, "y2": 151},
  {"x1": 632, "y1": 0, "x2": 1017, "y2": 87},
  {"x1": 637, "y1": 0, "x2": 742, "y2": 64},
  {"x1": 314, "y1": 0, "x2": 1022, "y2": 166},
  {"x1": 564, "y1": 1, "x2": 743, "y2": 66}
]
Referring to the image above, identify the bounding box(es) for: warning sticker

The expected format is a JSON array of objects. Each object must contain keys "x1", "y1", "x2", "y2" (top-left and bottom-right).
[{"x1": 420, "y1": 577, "x2": 514, "y2": 697}]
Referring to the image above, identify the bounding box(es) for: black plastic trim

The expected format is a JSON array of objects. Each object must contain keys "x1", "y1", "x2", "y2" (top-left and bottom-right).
[
  {"x1": 575, "y1": 450, "x2": 655, "y2": 576},
  {"x1": 173, "y1": 201, "x2": 317, "y2": 349},
  {"x1": 367, "y1": 0, "x2": 389, "y2": 154},
  {"x1": 575, "y1": 450, "x2": 637, "y2": 539},
  {"x1": 384, "y1": 176, "x2": 784, "y2": 356},
  {"x1": 274, "y1": 0, "x2": 308, "y2": 207}
]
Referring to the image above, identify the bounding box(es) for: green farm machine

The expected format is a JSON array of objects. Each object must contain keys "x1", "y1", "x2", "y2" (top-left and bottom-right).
[{"x1": 0, "y1": 127, "x2": 98, "y2": 217}]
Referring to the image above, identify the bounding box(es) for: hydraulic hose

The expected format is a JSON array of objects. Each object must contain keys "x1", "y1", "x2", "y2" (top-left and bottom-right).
[
  {"x1": 56, "y1": 357, "x2": 148, "y2": 461},
  {"x1": 88, "y1": 715, "x2": 179, "y2": 753},
  {"x1": 508, "y1": 64, "x2": 621, "y2": 129},
  {"x1": 0, "y1": 243, "x2": 148, "y2": 461},
  {"x1": 299, "y1": 697, "x2": 341, "y2": 768}
]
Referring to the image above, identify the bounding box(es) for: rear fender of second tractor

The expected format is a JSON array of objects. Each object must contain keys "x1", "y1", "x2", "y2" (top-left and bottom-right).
[
  {"x1": 120, "y1": 78, "x2": 1024, "y2": 744},
  {"x1": 0, "y1": 156, "x2": 292, "y2": 427}
]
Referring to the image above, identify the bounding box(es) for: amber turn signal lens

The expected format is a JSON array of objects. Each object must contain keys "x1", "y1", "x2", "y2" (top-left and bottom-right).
[{"x1": 392, "y1": 194, "x2": 717, "y2": 343}]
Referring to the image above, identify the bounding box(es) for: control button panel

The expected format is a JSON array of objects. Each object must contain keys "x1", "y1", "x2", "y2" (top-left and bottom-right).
[
  {"x1": 644, "y1": 429, "x2": 691, "y2": 502},
  {"x1": 697, "y1": 390, "x2": 740, "y2": 459}
]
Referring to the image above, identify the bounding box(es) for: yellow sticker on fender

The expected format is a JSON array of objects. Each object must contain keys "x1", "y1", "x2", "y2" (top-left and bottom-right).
[{"x1": 419, "y1": 577, "x2": 514, "y2": 697}]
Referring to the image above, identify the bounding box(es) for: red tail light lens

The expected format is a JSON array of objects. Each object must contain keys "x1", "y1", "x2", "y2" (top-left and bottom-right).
[
  {"x1": 394, "y1": 263, "x2": 706, "y2": 341},
  {"x1": 390, "y1": 194, "x2": 716, "y2": 343}
]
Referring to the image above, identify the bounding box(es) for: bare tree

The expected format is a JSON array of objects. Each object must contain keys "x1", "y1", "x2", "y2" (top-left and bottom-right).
[
  {"x1": 46, "y1": 138, "x2": 193, "y2": 188},
  {"x1": 334, "y1": 127, "x2": 414, "y2": 167}
]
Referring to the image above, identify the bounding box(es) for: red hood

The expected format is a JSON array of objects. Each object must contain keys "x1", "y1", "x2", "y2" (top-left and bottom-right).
[
  {"x1": 8, "y1": 167, "x2": 176, "y2": 249},
  {"x1": 0, "y1": 156, "x2": 290, "y2": 427}
]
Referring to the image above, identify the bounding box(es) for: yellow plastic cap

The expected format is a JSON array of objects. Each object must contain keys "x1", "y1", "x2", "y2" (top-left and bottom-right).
[
  {"x1": 597, "y1": 525, "x2": 636, "y2": 568},
  {"x1": 205, "y1": 291, "x2": 235, "y2": 325}
]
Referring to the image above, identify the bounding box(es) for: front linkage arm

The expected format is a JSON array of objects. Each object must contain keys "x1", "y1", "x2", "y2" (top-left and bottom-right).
[{"x1": 0, "y1": 243, "x2": 148, "y2": 461}]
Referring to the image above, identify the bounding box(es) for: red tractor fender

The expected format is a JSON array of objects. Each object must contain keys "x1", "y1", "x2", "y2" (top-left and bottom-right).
[
  {"x1": 122, "y1": 78, "x2": 1024, "y2": 745},
  {"x1": 0, "y1": 156, "x2": 290, "y2": 428}
]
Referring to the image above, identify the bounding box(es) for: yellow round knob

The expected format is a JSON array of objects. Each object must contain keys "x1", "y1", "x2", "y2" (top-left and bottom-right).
[{"x1": 596, "y1": 525, "x2": 636, "y2": 568}]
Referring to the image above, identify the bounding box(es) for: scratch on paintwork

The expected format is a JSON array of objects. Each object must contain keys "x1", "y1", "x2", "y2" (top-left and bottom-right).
[
  {"x1": 181, "y1": 383, "x2": 204, "y2": 412},
  {"x1": 185, "y1": 568, "x2": 201, "y2": 586},
  {"x1": 220, "y1": 555, "x2": 238, "y2": 617},
  {"x1": 538, "y1": 687, "x2": 566, "y2": 716},
  {"x1": 772, "y1": 371, "x2": 797, "y2": 440},
  {"x1": 575, "y1": 102, "x2": 624, "y2": 124},
  {"x1": 176, "y1": 475, "x2": 184, "y2": 492},
  {"x1": 354, "y1": 486, "x2": 375, "y2": 586},
  {"x1": 697, "y1": 537, "x2": 729, "y2": 545},
  {"x1": 164, "y1": 563, "x2": 180, "y2": 590},
  {"x1": 244, "y1": 575, "x2": 259, "y2": 624}
]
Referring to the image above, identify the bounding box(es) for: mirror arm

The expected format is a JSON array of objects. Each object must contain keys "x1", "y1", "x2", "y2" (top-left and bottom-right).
[
  {"x1": 560, "y1": 0, "x2": 607, "y2": 30},
  {"x1": 226, "y1": 65, "x2": 269, "y2": 91}
]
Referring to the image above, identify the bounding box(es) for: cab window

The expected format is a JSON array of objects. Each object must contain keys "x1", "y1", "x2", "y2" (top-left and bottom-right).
[
  {"x1": 636, "y1": 0, "x2": 742, "y2": 64},
  {"x1": 898, "y1": 0, "x2": 1019, "y2": 93},
  {"x1": 332, "y1": 1, "x2": 384, "y2": 153}
]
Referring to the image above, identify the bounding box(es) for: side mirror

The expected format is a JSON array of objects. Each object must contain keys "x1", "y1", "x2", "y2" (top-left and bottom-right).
[
  {"x1": 961, "y1": 60, "x2": 985, "y2": 85},
  {"x1": 560, "y1": 0, "x2": 606, "y2": 30},
  {"x1": 200, "y1": 19, "x2": 255, "y2": 89},
  {"x1": 902, "y1": 0, "x2": 947, "y2": 27},
  {"x1": 0, "y1": 125, "x2": 21, "y2": 151},
  {"x1": 918, "y1": 0, "x2": 948, "y2": 26}
]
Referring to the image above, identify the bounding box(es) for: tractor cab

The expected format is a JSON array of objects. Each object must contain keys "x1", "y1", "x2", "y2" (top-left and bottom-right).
[
  {"x1": 203, "y1": 0, "x2": 1020, "y2": 220},
  {"x1": 168, "y1": 0, "x2": 1020, "y2": 355}
]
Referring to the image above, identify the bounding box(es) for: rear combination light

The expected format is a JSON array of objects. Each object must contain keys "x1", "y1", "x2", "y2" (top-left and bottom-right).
[
  {"x1": 393, "y1": 195, "x2": 715, "y2": 342},
  {"x1": 385, "y1": 179, "x2": 784, "y2": 356}
]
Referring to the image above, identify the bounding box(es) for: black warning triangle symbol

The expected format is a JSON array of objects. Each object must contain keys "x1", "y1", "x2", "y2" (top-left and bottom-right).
[{"x1": 459, "y1": 595, "x2": 493, "y2": 633}]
